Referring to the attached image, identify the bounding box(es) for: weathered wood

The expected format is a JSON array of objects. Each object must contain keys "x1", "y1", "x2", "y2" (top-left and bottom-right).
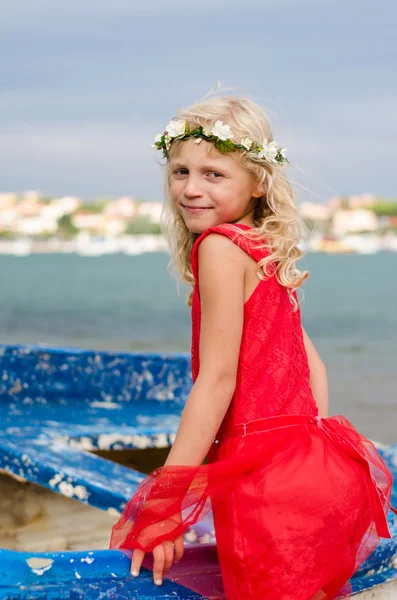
[{"x1": 0, "y1": 473, "x2": 118, "y2": 552}]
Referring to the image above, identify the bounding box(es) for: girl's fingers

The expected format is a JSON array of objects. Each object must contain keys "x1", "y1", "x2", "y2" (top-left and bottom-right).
[
  {"x1": 162, "y1": 540, "x2": 175, "y2": 573},
  {"x1": 152, "y1": 544, "x2": 165, "y2": 585},
  {"x1": 130, "y1": 548, "x2": 145, "y2": 576},
  {"x1": 130, "y1": 537, "x2": 184, "y2": 585},
  {"x1": 173, "y1": 534, "x2": 184, "y2": 563}
]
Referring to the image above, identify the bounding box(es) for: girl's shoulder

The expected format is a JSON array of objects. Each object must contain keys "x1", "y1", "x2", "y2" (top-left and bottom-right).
[
  {"x1": 191, "y1": 223, "x2": 270, "y2": 282},
  {"x1": 190, "y1": 223, "x2": 247, "y2": 280},
  {"x1": 191, "y1": 222, "x2": 241, "y2": 247}
]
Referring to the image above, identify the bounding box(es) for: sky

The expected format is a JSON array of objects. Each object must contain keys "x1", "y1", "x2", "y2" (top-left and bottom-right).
[{"x1": 1, "y1": 0, "x2": 395, "y2": 203}]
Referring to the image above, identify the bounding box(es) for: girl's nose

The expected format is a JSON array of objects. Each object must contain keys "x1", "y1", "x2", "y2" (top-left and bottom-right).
[{"x1": 184, "y1": 177, "x2": 202, "y2": 198}]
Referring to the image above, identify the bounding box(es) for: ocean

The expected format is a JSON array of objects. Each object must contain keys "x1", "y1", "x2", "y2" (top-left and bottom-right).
[{"x1": 0, "y1": 251, "x2": 396, "y2": 443}]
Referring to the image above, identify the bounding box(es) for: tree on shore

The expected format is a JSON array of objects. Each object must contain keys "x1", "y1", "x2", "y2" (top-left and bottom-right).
[
  {"x1": 57, "y1": 215, "x2": 79, "y2": 239},
  {"x1": 125, "y1": 216, "x2": 161, "y2": 235},
  {"x1": 371, "y1": 201, "x2": 397, "y2": 216},
  {"x1": 80, "y1": 200, "x2": 108, "y2": 213},
  {"x1": 0, "y1": 231, "x2": 18, "y2": 239}
]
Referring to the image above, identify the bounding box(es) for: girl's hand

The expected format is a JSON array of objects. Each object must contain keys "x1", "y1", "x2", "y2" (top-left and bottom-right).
[{"x1": 130, "y1": 534, "x2": 185, "y2": 585}]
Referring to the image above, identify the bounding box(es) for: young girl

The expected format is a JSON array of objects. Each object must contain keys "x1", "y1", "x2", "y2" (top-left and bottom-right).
[{"x1": 109, "y1": 95, "x2": 397, "y2": 598}]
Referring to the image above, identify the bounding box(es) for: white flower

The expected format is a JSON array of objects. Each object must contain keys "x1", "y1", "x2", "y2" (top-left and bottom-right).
[
  {"x1": 166, "y1": 119, "x2": 187, "y2": 138},
  {"x1": 211, "y1": 120, "x2": 233, "y2": 141},
  {"x1": 202, "y1": 128, "x2": 212, "y2": 137},
  {"x1": 164, "y1": 135, "x2": 172, "y2": 151},
  {"x1": 257, "y1": 138, "x2": 279, "y2": 163},
  {"x1": 240, "y1": 137, "x2": 253, "y2": 151},
  {"x1": 194, "y1": 138, "x2": 203, "y2": 145},
  {"x1": 279, "y1": 148, "x2": 287, "y2": 158},
  {"x1": 151, "y1": 133, "x2": 163, "y2": 148}
]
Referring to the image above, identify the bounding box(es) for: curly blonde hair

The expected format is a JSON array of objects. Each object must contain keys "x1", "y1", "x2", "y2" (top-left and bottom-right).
[{"x1": 158, "y1": 93, "x2": 309, "y2": 310}]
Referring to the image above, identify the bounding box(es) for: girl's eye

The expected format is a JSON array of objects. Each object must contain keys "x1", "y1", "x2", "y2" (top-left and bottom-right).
[{"x1": 172, "y1": 169, "x2": 223, "y2": 178}]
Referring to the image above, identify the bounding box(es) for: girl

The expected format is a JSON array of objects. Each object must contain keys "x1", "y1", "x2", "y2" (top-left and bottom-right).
[{"x1": 109, "y1": 95, "x2": 396, "y2": 599}]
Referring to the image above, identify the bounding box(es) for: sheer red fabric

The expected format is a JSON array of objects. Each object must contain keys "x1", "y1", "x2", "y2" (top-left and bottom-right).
[{"x1": 110, "y1": 224, "x2": 397, "y2": 599}]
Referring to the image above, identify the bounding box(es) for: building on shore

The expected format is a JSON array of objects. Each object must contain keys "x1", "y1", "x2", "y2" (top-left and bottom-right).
[{"x1": 331, "y1": 208, "x2": 379, "y2": 238}]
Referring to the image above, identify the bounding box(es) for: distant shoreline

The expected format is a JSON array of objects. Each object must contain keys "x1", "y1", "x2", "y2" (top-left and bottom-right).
[
  {"x1": 0, "y1": 232, "x2": 397, "y2": 256},
  {"x1": 0, "y1": 234, "x2": 169, "y2": 256}
]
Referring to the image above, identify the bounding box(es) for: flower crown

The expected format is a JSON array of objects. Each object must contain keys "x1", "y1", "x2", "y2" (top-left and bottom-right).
[{"x1": 151, "y1": 119, "x2": 289, "y2": 166}]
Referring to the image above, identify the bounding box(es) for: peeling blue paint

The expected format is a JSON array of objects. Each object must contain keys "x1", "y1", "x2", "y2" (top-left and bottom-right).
[
  {"x1": 0, "y1": 546, "x2": 223, "y2": 599},
  {"x1": 0, "y1": 343, "x2": 214, "y2": 542},
  {"x1": 0, "y1": 343, "x2": 192, "y2": 511},
  {"x1": 0, "y1": 534, "x2": 397, "y2": 599}
]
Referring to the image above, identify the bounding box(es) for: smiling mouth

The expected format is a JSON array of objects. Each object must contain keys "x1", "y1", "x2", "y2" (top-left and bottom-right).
[{"x1": 182, "y1": 204, "x2": 213, "y2": 210}]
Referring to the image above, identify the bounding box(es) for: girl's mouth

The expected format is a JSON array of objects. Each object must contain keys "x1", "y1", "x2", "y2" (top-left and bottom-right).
[{"x1": 182, "y1": 205, "x2": 214, "y2": 214}]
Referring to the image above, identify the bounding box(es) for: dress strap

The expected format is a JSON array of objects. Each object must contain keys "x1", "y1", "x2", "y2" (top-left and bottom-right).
[{"x1": 190, "y1": 223, "x2": 269, "y2": 282}]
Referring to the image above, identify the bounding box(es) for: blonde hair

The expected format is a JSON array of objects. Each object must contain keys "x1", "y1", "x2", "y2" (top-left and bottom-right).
[{"x1": 159, "y1": 93, "x2": 309, "y2": 310}]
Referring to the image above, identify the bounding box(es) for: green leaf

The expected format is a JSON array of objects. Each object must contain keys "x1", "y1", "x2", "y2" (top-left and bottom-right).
[{"x1": 214, "y1": 139, "x2": 235, "y2": 153}]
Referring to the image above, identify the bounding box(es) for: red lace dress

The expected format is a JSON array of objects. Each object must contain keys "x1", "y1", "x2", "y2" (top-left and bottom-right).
[{"x1": 110, "y1": 223, "x2": 397, "y2": 599}]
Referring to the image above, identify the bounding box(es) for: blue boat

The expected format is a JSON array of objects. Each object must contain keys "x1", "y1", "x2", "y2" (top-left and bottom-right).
[{"x1": 1, "y1": 343, "x2": 396, "y2": 599}]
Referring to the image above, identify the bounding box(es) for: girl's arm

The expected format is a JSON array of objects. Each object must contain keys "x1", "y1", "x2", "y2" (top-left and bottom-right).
[
  {"x1": 302, "y1": 327, "x2": 329, "y2": 417},
  {"x1": 164, "y1": 233, "x2": 246, "y2": 467}
]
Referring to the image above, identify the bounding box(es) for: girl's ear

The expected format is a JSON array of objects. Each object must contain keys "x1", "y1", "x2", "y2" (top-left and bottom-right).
[
  {"x1": 251, "y1": 174, "x2": 267, "y2": 198},
  {"x1": 253, "y1": 185, "x2": 266, "y2": 198}
]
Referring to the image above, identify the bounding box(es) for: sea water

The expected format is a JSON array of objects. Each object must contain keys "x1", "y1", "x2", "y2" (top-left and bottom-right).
[{"x1": 0, "y1": 251, "x2": 395, "y2": 443}]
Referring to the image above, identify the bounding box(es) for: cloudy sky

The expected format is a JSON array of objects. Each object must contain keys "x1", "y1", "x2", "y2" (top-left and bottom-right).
[{"x1": 1, "y1": 0, "x2": 395, "y2": 203}]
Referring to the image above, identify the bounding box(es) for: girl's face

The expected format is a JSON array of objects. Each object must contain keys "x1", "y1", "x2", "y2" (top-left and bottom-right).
[{"x1": 169, "y1": 138, "x2": 261, "y2": 233}]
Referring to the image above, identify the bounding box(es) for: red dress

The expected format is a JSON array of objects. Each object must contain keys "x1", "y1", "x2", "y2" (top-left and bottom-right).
[{"x1": 110, "y1": 223, "x2": 397, "y2": 599}]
